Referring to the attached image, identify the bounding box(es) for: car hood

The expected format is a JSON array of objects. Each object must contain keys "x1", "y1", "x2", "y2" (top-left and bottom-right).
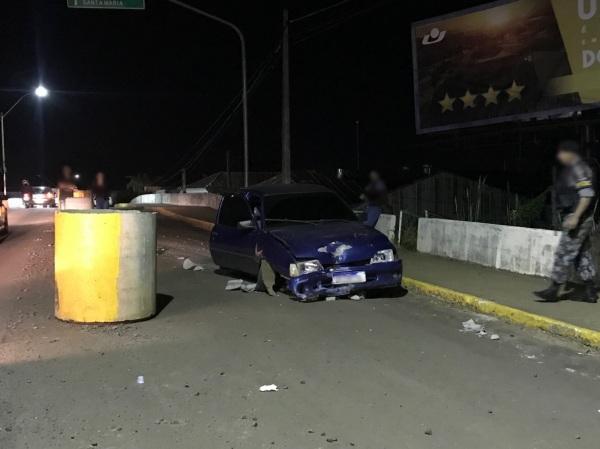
[{"x1": 268, "y1": 221, "x2": 392, "y2": 264}]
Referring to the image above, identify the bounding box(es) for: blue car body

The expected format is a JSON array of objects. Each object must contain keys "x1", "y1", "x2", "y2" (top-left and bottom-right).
[{"x1": 210, "y1": 184, "x2": 402, "y2": 300}]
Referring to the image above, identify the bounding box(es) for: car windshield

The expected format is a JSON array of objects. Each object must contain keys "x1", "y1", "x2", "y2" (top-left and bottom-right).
[{"x1": 263, "y1": 192, "x2": 357, "y2": 226}]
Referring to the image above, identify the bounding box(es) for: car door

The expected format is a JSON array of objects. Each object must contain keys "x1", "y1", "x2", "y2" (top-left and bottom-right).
[{"x1": 210, "y1": 194, "x2": 260, "y2": 276}]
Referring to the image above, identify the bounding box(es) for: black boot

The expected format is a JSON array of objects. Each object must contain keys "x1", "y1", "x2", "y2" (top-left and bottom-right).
[
  {"x1": 534, "y1": 282, "x2": 561, "y2": 302},
  {"x1": 582, "y1": 282, "x2": 598, "y2": 303}
]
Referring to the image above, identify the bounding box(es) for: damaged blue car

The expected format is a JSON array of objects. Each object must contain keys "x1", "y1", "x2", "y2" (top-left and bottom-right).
[{"x1": 210, "y1": 184, "x2": 402, "y2": 301}]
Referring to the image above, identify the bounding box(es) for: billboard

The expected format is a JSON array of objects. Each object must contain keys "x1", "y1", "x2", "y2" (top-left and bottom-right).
[{"x1": 411, "y1": 0, "x2": 600, "y2": 133}]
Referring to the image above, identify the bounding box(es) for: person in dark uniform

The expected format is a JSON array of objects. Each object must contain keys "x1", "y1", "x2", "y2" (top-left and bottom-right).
[
  {"x1": 361, "y1": 170, "x2": 389, "y2": 227},
  {"x1": 91, "y1": 171, "x2": 110, "y2": 209},
  {"x1": 535, "y1": 140, "x2": 597, "y2": 303}
]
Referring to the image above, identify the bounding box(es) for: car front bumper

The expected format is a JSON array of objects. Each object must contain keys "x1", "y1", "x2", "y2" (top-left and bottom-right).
[{"x1": 288, "y1": 260, "x2": 402, "y2": 300}]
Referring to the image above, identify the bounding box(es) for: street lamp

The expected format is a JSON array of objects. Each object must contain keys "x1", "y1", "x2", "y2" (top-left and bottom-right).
[
  {"x1": 167, "y1": 0, "x2": 249, "y2": 187},
  {"x1": 1, "y1": 85, "x2": 49, "y2": 195}
]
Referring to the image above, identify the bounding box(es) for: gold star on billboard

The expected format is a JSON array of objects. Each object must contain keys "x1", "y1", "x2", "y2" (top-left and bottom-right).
[
  {"x1": 460, "y1": 90, "x2": 476, "y2": 108},
  {"x1": 482, "y1": 86, "x2": 499, "y2": 106},
  {"x1": 438, "y1": 93, "x2": 455, "y2": 113},
  {"x1": 506, "y1": 81, "x2": 525, "y2": 102}
]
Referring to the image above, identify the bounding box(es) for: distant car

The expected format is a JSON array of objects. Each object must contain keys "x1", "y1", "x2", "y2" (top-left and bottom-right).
[
  {"x1": 0, "y1": 199, "x2": 7, "y2": 239},
  {"x1": 23, "y1": 186, "x2": 56, "y2": 208},
  {"x1": 210, "y1": 184, "x2": 402, "y2": 301}
]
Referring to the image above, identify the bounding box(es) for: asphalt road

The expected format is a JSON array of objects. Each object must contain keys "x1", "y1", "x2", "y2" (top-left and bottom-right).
[{"x1": 1, "y1": 209, "x2": 600, "y2": 449}]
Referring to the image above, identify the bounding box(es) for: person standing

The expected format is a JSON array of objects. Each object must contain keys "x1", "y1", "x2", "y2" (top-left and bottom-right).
[
  {"x1": 535, "y1": 140, "x2": 597, "y2": 303},
  {"x1": 92, "y1": 171, "x2": 110, "y2": 209},
  {"x1": 57, "y1": 165, "x2": 76, "y2": 209},
  {"x1": 362, "y1": 170, "x2": 388, "y2": 227}
]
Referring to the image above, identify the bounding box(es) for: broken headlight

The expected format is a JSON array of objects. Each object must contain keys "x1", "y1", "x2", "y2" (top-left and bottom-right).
[
  {"x1": 289, "y1": 259, "x2": 323, "y2": 277},
  {"x1": 370, "y1": 249, "x2": 395, "y2": 264}
]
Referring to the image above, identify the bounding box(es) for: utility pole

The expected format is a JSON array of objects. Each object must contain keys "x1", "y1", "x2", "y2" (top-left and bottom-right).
[
  {"x1": 281, "y1": 9, "x2": 292, "y2": 184},
  {"x1": 167, "y1": 0, "x2": 249, "y2": 187}
]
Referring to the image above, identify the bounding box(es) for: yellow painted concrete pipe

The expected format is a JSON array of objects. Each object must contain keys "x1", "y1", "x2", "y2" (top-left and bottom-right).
[{"x1": 55, "y1": 210, "x2": 157, "y2": 323}]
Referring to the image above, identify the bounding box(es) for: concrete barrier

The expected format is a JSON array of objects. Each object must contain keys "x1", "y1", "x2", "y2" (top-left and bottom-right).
[
  {"x1": 417, "y1": 218, "x2": 562, "y2": 277},
  {"x1": 130, "y1": 192, "x2": 222, "y2": 210},
  {"x1": 55, "y1": 210, "x2": 157, "y2": 323},
  {"x1": 375, "y1": 213, "x2": 396, "y2": 243}
]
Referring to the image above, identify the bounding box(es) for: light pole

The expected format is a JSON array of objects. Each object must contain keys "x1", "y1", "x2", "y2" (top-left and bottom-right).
[
  {"x1": 167, "y1": 0, "x2": 249, "y2": 187},
  {"x1": 1, "y1": 85, "x2": 49, "y2": 196}
]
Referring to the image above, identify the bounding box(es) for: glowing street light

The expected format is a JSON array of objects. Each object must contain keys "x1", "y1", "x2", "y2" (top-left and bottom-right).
[
  {"x1": 34, "y1": 85, "x2": 49, "y2": 98},
  {"x1": 1, "y1": 85, "x2": 50, "y2": 195}
]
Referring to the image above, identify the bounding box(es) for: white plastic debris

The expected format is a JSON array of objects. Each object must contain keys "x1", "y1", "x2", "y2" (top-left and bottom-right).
[
  {"x1": 325, "y1": 296, "x2": 336, "y2": 302},
  {"x1": 136, "y1": 375, "x2": 145, "y2": 385},
  {"x1": 461, "y1": 319, "x2": 484, "y2": 333},
  {"x1": 350, "y1": 294, "x2": 364, "y2": 301},
  {"x1": 259, "y1": 384, "x2": 278, "y2": 392},
  {"x1": 241, "y1": 282, "x2": 257, "y2": 293},
  {"x1": 490, "y1": 334, "x2": 500, "y2": 341},
  {"x1": 177, "y1": 256, "x2": 185, "y2": 260},
  {"x1": 183, "y1": 258, "x2": 204, "y2": 271},
  {"x1": 226, "y1": 279, "x2": 244, "y2": 290},
  {"x1": 477, "y1": 330, "x2": 488, "y2": 337},
  {"x1": 226, "y1": 279, "x2": 256, "y2": 292},
  {"x1": 565, "y1": 368, "x2": 576, "y2": 374}
]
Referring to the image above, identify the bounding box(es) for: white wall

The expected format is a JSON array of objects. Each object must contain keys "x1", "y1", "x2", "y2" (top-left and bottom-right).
[
  {"x1": 417, "y1": 218, "x2": 562, "y2": 278},
  {"x1": 130, "y1": 192, "x2": 222, "y2": 210}
]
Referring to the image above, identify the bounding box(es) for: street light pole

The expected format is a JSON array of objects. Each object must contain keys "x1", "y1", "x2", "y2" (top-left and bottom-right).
[
  {"x1": 281, "y1": 9, "x2": 292, "y2": 184},
  {"x1": 167, "y1": 0, "x2": 249, "y2": 187}
]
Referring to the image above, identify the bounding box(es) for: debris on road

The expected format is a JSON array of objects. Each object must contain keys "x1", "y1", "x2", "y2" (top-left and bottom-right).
[
  {"x1": 424, "y1": 428, "x2": 433, "y2": 436},
  {"x1": 565, "y1": 368, "x2": 576, "y2": 374},
  {"x1": 225, "y1": 279, "x2": 257, "y2": 292},
  {"x1": 325, "y1": 296, "x2": 336, "y2": 302},
  {"x1": 182, "y1": 258, "x2": 204, "y2": 271},
  {"x1": 461, "y1": 319, "x2": 484, "y2": 333},
  {"x1": 490, "y1": 334, "x2": 500, "y2": 341},
  {"x1": 350, "y1": 294, "x2": 364, "y2": 301},
  {"x1": 259, "y1": 384, "x2": 279, "y2": 392},
  {"x1": 226, "y1": 279, "x2": 244, "y2": 290},
  {"x1": 136, "y1": 375, "x2": 145, "y2": 384}
]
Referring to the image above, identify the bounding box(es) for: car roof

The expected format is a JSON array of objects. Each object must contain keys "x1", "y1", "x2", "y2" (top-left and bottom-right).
[{"x1": 242, "y1": 183, "x2": 333, "y2": 196}]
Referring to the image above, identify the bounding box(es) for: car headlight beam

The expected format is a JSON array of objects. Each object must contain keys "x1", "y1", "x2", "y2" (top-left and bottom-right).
[
  {"x1": 289, "y1": 259, "x2": 324, "y2": 277},
  {"x1": 370, "y1": 249, "x2": 395, "y2": 264}
]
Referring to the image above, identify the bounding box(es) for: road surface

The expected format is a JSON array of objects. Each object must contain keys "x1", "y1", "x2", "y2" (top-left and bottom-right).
[{"x1": 1, "y1": 208, "x2": 599, "y2": 449}]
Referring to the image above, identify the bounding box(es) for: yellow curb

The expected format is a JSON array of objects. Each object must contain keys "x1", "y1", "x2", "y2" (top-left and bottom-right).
[{"x1": 403, "y1": 277, "x2": 600, "y2": 348}]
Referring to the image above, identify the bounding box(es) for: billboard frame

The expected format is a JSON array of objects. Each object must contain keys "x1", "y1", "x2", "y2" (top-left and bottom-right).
[{"x1": 411, "y1": 0, "x2": 600, "y2": 134}]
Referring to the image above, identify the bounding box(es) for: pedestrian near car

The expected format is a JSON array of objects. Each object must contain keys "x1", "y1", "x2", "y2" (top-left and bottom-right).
[
  {"x1": 534, "y1": 140, "x2": 597, "y2": 303},
  {"x1": 57, "y1": 165, "x2": 77, "y2": 208},
  {"x1": 362, "y1": 170, "x2": 389, "y2": 227},
  {"x1": 92, "y1": 171, "x2": 110, "y2": 209}
]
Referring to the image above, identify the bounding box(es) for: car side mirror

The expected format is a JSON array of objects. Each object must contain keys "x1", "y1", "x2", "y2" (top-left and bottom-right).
[{"x1": 237, "y1": 220, "x2": 256, "y2": 230}]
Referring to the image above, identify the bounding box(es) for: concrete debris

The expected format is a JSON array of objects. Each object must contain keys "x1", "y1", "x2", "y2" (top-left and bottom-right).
[
  {"x1": 136, "y1": 375, "x2": 145, "y2": 385},
  {"x1": 490, "y1": 334, "x2": 500, "y2": 341},
  {"x1": 183, "y1": 258, "x2": 203, "y2": 271},
  {"x1": 477, "y1": 330, "x2": 488, "y2": 337},
  {"x1": 259, "y1": 384, "x2": 278, "y2": 392},
  {"x1": 326, "y1": 437, "x2": 338, "y2": 443},
  {"x1": 462, "y1": 319, "x2": 484, "y2": 333}
]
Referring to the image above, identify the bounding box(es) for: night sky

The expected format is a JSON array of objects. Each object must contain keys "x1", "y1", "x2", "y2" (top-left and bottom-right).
[{"x1": 1, "y1": 0, "x2": 579, "y2": 192}]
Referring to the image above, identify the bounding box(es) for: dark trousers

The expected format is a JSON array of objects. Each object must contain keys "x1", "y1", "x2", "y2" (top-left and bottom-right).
[
  {"x1": 95, "y1": 197, "x2": 109, "y2": 209},
  {"x1": 551, "y1": 216, "x2": 596, "y2": 284},
  {"x1": 364, "y1": 205, "x2": 382, "y2": 227}
]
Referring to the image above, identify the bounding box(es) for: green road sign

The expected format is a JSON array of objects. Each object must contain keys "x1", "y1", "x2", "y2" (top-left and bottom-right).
[{"x1": 67, "y1": 0, "x2": 145, "y2": 9}]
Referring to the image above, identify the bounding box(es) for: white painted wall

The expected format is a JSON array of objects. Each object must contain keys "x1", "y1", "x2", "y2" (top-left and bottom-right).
[
  {"x1": 417, "y1": 218, "x2": 562, "y2": 277},
  {"x1": 130, "y1": 192, "x2": 222, "y2": 210}
]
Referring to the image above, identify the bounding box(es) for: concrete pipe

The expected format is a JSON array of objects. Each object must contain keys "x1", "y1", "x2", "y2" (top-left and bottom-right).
[{"x1": 54, "y1": 210, "x2": 157, "y2": 323}]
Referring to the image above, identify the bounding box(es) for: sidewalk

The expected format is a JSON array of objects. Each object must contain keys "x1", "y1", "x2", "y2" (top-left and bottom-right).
[{"x1": 400, "y1": 250, "x2": 600, "y2": 346}]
